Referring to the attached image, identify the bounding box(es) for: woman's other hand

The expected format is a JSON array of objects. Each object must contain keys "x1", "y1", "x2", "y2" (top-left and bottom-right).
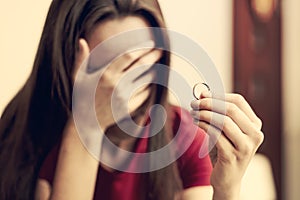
[{"x1": 190, "y1": 92, "x2": 264, "y2": 200}]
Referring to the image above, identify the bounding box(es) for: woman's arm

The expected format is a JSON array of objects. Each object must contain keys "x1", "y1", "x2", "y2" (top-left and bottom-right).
[
  {"x1": 182, "y1": 186, "x2": 213, "y2": 200},
  {"x1": 49, "y1": 119, "x2": 100, "y2": 200},
  {"x1": 35, "y1": 39, "x2": 100, "y2": 200},
  {"x1": 35, "y1": 118, "x2": 100, "y2": 200}
]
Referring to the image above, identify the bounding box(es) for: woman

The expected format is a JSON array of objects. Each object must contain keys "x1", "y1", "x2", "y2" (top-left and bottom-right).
[{"x1": 0, "y1": 0, "x2": 264, "y2": 199}]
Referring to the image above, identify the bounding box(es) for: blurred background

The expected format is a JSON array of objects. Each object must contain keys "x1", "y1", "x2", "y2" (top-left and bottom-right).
[{"x1": 0, "y1": 0, "x2": 299, "y2": 199}]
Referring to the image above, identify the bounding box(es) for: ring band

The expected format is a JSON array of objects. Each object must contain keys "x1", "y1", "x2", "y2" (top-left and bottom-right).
[{"x1": 193, "y1": 82, "x2": 210, "y2": 100}]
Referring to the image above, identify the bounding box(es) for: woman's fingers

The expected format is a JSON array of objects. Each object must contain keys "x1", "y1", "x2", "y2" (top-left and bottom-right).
[
  {"x1": 226, "y1": 93, "x2": 262, "y2": 129},
  {"x1": 191, "y1": 92, "x2": 264, "y2": 151},
  {"x1": 107, "y1": 48, "x2": 153, "y2": 73},
  {"x1": 128, "y1": 84, "x2": 151, "y2": 113},
  {"x1": 73, "y1": 39, "x2": 90, "y2": 81},
  {"x1": 193, "y1": 120, "x2": 236, "y2": 165},
  {"x1": 100, "y1": 48, "x2": 160, "y2": 87},
  {"x1": 119, "y1": 70, "x2": 155, "y2": 96},
  {"x1": 125, "y1": 49, "x2": 162, "y2": 74},
  {"x1": 193, "y1": 120, "x2": 231, "y2": 149},
  {"x1": 191, "y1": 110, "x2": 245, "y2": 149},
  {"x1": 191, "y1": 98, "x2": 260, "y2": 137},
  {"x1": 201, "y1": 92, "x2": 262, "y2": 129},
  {"x1": 77, "y1": 39, "x2": 90, "y2": 64}
]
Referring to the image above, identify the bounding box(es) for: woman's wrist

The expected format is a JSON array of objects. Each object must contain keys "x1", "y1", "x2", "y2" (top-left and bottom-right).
[{"x1": 212, "y1": 184, "x2": 241, "y2": 200}]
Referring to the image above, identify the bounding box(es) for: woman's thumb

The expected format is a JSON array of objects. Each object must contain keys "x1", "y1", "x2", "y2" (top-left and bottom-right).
[{"x1": 73, "y1": 39, "x2": 90, "y2": 79}]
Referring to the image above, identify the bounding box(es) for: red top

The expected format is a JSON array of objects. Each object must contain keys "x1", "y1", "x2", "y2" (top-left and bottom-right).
[{"x1": 39, "y1": 106, "x2": 212, "y2": 200}]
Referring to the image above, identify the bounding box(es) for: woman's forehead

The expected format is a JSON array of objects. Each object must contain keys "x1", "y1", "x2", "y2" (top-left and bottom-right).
[{"x1": 87, "y1": 16, "x2": 153, "y2": 50}]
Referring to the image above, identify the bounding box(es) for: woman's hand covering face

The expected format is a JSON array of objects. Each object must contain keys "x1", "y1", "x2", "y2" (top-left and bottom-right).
[{"x1": 73, "y1": 39, "x2": 162, "y2": 132}]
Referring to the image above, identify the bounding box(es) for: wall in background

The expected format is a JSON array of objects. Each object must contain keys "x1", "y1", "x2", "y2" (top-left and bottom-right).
[
  {"x1": 158, "y1": 0, "x2": 233, "y2": 93},
  {"x1": 0, "y1": 0, "x2": 52, "y2": 114},
  {"x1": 282, "y1": 0, "x2": 300, "y2": 199}
]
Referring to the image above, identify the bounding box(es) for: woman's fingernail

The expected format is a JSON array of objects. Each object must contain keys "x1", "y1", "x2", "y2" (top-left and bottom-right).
[
  {"x1": 193, "y1": 119, "x2": 199, "y2": 125},
  {"x1": 201, "y1": 91, "x2": 212, "y2": 98},
  {"x1": 190, "y1": 110, "x2": 196, "y2": 116}
]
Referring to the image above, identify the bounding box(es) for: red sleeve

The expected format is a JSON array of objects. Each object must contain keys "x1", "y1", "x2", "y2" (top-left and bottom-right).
[
  {"x1": 38, "y1": 142, "x2": 60, "y2": 185},
  {"x1": 179, "y1": 129, "x2": 212, "y2": 188},
  {"x1": 173, "y1": 106, "x2": 213, "y2": 189}
]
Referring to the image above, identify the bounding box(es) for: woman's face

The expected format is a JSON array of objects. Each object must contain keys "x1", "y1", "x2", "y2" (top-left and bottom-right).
[{"x1": 80, "y1": 16, "x2": 161, "y2": 115}]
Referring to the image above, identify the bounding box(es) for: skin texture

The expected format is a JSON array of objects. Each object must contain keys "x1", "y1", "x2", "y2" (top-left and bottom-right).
[{"x1": 35, "y1": 16, "x2": 264, "y2": 200}]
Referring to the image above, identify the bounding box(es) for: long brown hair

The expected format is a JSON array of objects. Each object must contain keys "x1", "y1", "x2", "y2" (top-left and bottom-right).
[{"x1": 0, "y1": 0, "x2": 182, "y2": 199}]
